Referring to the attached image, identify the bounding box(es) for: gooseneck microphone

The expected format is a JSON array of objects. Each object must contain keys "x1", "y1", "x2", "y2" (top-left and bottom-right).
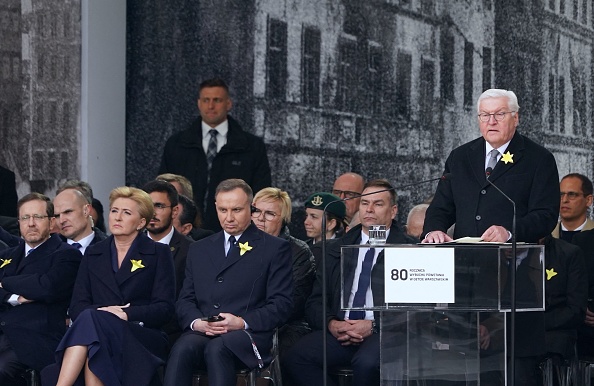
[
  {"x1": 318, "y1": 174, "x2": 451, "y2": 386},
  {"x1": 485, "y1": 166, "x2": 517, "y2": 386}
]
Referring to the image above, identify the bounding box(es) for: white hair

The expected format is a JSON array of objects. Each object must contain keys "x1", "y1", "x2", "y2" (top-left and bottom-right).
[{"x1": 477, "y1": 89, "x2": 520, "y2": 115}]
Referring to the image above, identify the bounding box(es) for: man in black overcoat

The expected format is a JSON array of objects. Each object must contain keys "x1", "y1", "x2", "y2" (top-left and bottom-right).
[
  {"x1": 163, "y1": 179, "x2": 292, "y2": 386},
  {"x1": 0, "y1": 193, "x2": 80, "y2": 384},
  {"x1": 422, "y1": 89, "x2": 560, "y2": 385}
]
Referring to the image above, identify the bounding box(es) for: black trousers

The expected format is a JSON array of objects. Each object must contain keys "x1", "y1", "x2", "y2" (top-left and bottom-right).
[
  {"x1": 0, "y1": 334, "x2": 27, "y2": 386},
  {"x1": 163, "y1": 332, "x2": 248, "y2": 386},
  {"x1": 283, "y1": 330, "x2": 380, "y2": 386}
]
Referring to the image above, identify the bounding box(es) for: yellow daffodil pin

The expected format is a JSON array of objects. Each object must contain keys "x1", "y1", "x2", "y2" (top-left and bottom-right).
[
  {"x1": 501, "y1": 151, "x2": 514, "y2": 164},
  {"x1": 239, "y1": 242, "x2": 253, "y2": 256},
  {"x1": 546, "y1": 268, "x2": 557, "y2": 280},
  {"x1": 130, "y1": 259, "x2": 145, "y2": 272},
  {"x1": 0, "y1": 259, "x2": 12, "y2": 269}
]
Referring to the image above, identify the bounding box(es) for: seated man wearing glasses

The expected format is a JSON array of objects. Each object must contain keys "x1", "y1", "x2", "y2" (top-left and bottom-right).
[
  {"x1": 142, "y1": 180, "x2": 195, "y2": 346},
  {"x1": 332, "y1": 172, "x2": 365, "y2": 224},
  {"x1": 0, "y1": 193, "x2": 80, "y2": 384},
  {"x1": 552, "y1": 173, "x2": 594, "y2": 242}
]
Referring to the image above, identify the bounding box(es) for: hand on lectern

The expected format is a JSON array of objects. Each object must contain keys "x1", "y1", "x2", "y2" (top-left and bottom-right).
[
  {"x1": 421, "y1": 230, "x2": 452, "y2": 244},
  {"x1": 480, "y1": 225, "x2": 509, "y2": 243}
]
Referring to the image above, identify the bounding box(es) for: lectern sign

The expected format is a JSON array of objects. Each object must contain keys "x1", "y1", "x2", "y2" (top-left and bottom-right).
[{"x1": 384, "y1": 248, "x2": 455, "y2": 303}]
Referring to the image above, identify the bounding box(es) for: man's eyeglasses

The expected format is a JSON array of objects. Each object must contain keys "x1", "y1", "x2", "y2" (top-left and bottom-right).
[
  {"x1": 251, "y1": 207, "x2": 278, "y2": 222},
  {"x1": 332, "y1": 189, "x2": 361, "y2": 199},
  {"x1": 19, "y1": 214, "x2": 50, "y2": 222},
  {"x1": 154, "y1": 203, "x2": 172, "y2": 211},
  {"x1": 478, "y1": 111, "x2": 516, "y2": 122},
  {"x1": 560, "y1": 191, "x2": 588, "y2": 200}
]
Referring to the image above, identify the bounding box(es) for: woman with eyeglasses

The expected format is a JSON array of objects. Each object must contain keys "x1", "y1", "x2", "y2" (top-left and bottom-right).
[
  {"x1": 43, "y1": 187, "x2": 175, "y2": 386},
  {"x1": 252, "y1": 188, "x2": 316, "y2": 357}
]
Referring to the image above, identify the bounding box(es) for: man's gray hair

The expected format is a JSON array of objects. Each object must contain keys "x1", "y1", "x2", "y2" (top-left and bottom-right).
[{"x1": 477, "y1": 89, "x2": 520, "y2": 115}]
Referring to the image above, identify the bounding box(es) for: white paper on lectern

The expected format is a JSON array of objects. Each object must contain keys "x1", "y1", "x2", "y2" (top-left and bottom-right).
[{"x1": 384, "y1": 248, "x2": 455, "y2": 303}]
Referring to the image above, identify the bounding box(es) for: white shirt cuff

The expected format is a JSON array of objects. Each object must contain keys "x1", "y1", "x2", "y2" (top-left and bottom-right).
[{"x1": 8, "y1": 294, "x2": 20, "y2": 306}]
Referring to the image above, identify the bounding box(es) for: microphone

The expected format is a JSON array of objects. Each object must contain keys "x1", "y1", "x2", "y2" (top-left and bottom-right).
[
  {"x1": 485, "y1": 166, "x2": 518, "y2": 386},
  {"x1": 318, "y1": 174, "x2": 450, "y2": 386}
]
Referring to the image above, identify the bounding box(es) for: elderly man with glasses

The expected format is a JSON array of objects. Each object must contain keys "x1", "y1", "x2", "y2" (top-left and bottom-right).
[{"x1": 422, "y1": 89, "x2": 560, "y2": 386}]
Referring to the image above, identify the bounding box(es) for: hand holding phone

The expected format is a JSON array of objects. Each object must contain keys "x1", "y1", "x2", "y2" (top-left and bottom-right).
[{"x1": 202, "y1": 315, "x2": 225, "y2": 322}]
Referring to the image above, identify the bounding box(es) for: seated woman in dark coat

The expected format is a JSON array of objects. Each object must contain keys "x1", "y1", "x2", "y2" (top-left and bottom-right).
[
  {"x1": 252, "y1": 188, "x2": 316, "y2": 356},
  {"x1": 46, "y1": 187, "x2": 176, "y2": 386}
]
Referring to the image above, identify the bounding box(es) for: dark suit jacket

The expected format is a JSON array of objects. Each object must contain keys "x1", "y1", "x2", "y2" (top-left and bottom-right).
[
  {"x1": 571, "y1": 229, "x2": 594, "y2": 355},
  {"x1": 70, "y1": 233, "x2": 175, "y2": 329},
  {"x1": 0, "y1": 234, "x2": 81, "y2": 370},
  {"x1": 543, "y1": 236, "x2": 587, "y2": 358},
  {"x1": 188, "y1": 226, "x2": 214, "y2": 242},
  {"x1": 305, "y1": 222, "x2": 416, "y2": 331},
  {"x1": 0, "y1": 166, "x2": 17, "y2": 218},
  {"x1": 176, "y1": 223, "x2": 293, "y2": 368},
  {"x1": 162, "y1": 229, "x2": 194, "y2": 340},
  {"x1": 0, "y1": 223, "x2": 21, "y2": 248},
  {"x1": 423, "y1": 132, "x2": 560, "y2": 243},
  {"x1": 572, "y1": 229, "x2": 594, "y2": 299},
  {"x1": 159, "y1": 116, "x2": 271, "y2": 231}
]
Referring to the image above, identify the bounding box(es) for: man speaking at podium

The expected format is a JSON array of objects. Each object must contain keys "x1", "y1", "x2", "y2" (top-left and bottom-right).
[{"x1": 421, "y1": 89, "x2": 559, "y2": 385}]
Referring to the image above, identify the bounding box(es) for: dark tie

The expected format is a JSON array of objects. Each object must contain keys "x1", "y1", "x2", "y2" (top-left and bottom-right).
[
  {"x1": 227, "y1": 236, "x2": 236, "y2": 257},
  {"x1": 349, "y1": 247, "x2": 376, "y2": 320},
  {"x1": 71, "y1": 242, "x2": 82, "y2": 251},
  {"x1": 206, "y1": 129, "x2": 218, "y2": 172},
  {"x1": 486, "y1": 149, "x2": 499, "y2": 175},
  {"x1": 26, "y1": 249, "x2": 34, "y2": 256}
]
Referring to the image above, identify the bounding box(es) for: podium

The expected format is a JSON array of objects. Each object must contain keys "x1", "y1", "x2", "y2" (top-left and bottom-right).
[{"x1": 341, "y1": 244, "x2": 545, "y2": 385}]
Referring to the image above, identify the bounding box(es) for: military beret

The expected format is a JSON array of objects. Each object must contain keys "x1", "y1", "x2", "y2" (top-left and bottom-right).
[{"x1": 304, "y1": 192, "x2": 346, "y2": 220}]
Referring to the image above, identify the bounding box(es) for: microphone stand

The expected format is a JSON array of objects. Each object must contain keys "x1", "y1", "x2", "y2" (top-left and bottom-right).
[
  {"x1": 319, "y1": 175, "x2": 449, "y2": 386},
  {"x1": 485, "y1": 168, "x2": 516, "y2": 386}
]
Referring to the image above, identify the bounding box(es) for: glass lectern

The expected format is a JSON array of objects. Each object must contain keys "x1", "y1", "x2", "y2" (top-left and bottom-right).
[{"x1": 341, "y1": 244, "x2": 544, "y2": 385}]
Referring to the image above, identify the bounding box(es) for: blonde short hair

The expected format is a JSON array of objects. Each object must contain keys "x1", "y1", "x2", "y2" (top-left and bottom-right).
[
  {"x1": 109, "y1": 187, "x2": 154, "y2": 229},
  {"x1": 253, "y1": 187, "x2": 292, "y2": 224}
]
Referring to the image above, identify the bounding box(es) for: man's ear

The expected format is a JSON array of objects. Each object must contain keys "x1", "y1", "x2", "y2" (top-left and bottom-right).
[
  {"x1": 172, "y1": 205, "x2": 180, "y2": 220},
  {"x1": 181, "y1": 223, "x2": 193, "y2": 236}
]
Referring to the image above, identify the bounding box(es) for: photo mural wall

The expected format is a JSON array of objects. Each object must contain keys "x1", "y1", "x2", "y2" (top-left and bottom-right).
[
  {"x1": 126, "y1": 0, "x2": 594, "y2": 227},
  {"x1": 1, "y1": 0, "x2": 593, "y2": 229}
]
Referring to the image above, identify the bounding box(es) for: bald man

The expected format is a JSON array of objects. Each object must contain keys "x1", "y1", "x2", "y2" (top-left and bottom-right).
[
  {"x1": 53, "y1": 188, "x2": 106, "y2": 254},
  {"x1": 406, "y1": 204, "x2": 429, "y2": 240},
  {"x1": 332, "y1": 172, "x2": 365, "y2": 223}
]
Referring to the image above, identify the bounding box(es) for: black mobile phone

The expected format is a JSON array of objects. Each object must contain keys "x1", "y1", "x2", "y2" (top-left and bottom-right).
[
  {"x1": 202, "y1": 315, "x2": 225, "y2": 322},
  {"x1": 588, "y1": 299, "x2": 594, "y2": 312}
]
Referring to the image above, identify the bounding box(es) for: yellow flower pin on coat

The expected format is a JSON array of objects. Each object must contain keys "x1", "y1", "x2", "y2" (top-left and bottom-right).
[
  {"x1": 239, "y1": 242, "x2": 253, "y2": 256},
  {"x1": 546, "y1": 268, "x2": 557, "y2": 281},
  {"x1": 501, "y1": 151, "x2": 514, "y2": 164},
  {"x1": 130, "y1": 259, "x2": 145, "y2": 272},
  {"x1": 0, "y1": 259, "x2": 11, "y2": 269}
]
